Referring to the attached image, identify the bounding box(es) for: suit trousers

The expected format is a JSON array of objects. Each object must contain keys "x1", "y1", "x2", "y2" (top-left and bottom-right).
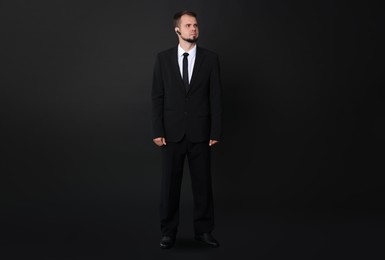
[{"x1": 160, "y1": 136, "x2": 214, "y2": 237}]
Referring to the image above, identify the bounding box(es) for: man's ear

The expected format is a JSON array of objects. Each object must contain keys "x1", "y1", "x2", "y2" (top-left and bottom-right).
[{"x1": 175, "y1": 27, "x2": 181, "y2": 35}]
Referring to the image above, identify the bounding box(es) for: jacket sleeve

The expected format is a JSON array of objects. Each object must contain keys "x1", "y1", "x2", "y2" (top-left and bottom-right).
[
  {"x1": 209, "y1": 55, "x2": 223, "y2": 141},
  {"x1": 151, "y1": 54, "x2": 165, "y2": 138}
]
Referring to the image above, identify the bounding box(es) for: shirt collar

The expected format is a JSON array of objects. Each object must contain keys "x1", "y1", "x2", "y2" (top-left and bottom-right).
[{"x1": 178, "y1": 44, "x2": 197, "y2": 58}]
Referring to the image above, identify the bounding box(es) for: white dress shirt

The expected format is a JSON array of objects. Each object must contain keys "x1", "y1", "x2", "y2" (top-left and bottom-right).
[{"x1": 177, "y1": 44, "x2": 196, "y2": 84}]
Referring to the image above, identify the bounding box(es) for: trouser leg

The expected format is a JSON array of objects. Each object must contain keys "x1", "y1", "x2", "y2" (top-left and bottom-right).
[
  {"x1": 160, "y1": 137, "x2": 187, "y2": 236},
  {"x1": 187, "y1": 140, "x2": 215, "y2": 235}
]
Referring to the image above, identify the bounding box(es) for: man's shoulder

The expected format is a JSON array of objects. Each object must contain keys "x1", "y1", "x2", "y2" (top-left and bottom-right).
[{"x1": 197, "y1": 47, "x2": 219, "y2": 58}]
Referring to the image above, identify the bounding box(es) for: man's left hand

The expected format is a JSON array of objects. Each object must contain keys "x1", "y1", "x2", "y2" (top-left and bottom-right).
[{"x1": 209, "y1": 140, "x2": 219, "y2": 146}]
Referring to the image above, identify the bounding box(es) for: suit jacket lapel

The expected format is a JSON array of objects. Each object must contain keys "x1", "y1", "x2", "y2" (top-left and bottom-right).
[
  {"x1": 187, "y1": 46, "x2": 205, "y2": 94},
  {"x1": 171, "y1": 46, "x2": 205, "y2": 95},
  {"x1": 170, "y1": 47, "x2": 187, "y2": 95}
]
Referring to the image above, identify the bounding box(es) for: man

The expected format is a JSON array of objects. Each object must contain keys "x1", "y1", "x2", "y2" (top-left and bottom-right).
[{"x1": 151, "y1": 10, "x2": 222, "y2": 249}]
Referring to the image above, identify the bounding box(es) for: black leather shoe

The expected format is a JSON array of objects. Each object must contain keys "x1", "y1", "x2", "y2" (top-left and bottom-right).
[
  {"x1": 194, "y1": 233, "x2": 220, "y2": 247},
  {"x1": 160, "y1": 236, "x2": 175, "y2": 249}
]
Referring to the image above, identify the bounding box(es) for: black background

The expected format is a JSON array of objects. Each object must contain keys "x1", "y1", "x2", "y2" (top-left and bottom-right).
[{"x1": 1, "y1": 0, "x2": 384, "y2": 259}]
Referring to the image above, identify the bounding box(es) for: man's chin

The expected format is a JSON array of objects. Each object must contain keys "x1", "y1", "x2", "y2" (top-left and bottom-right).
[
  {"x1": 186, "y1": 37, "x2": 198, "y2": 43},
  {"x1": 182, "y1": 36, "x2": 198, "y2": 43}
]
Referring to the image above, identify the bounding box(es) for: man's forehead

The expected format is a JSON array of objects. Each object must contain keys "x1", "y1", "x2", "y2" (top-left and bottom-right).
[{"x1": 180, "y1": 15, "x2": 198, "y2": 24}]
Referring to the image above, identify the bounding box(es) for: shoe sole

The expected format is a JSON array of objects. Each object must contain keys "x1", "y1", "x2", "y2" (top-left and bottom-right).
[
  {"x1": 194, "y1": 237, "x2": 219, "y2": 247},
  {"x1": 160, "y1": 242, "x2": 174, "y2": 249}
]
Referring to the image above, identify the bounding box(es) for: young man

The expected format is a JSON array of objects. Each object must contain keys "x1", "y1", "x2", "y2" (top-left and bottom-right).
[{"x1": 152, "y1": 10, "x2": 222, "y2": 249}]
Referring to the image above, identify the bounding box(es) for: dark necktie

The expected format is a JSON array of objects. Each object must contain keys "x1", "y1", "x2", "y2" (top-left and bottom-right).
[{"x1": 183, "y1": 52, "x2": 189, "y2": 90}]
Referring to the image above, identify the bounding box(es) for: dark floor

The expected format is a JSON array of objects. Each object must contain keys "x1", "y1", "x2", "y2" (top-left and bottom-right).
[{"x1": 2, "y1": 201, "x2": 384, "y2": 260}]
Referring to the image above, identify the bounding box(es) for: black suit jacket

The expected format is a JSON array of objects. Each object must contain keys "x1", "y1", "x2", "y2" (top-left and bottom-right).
[{"x1": 152, "y1": 46, "x2": 222, "y2": 143}]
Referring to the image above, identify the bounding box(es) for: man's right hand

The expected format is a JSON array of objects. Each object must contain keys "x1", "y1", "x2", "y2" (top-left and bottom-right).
[{"x1": 153, "y1": 137, "x2": 166, "y2": 146}]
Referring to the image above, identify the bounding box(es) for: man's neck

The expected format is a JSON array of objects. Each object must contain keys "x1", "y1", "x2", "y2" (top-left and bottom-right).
[{"x1": 179, "y1": 40, "x2": 196, "y2": 52}]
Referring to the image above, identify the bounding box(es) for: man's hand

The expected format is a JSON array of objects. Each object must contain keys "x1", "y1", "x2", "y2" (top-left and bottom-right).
[
  {"x1": 153, "y1": 137, "x2": 166, "y2": 146},
  {"x1": 209, "y1": 140, "x2": 219, "y2": 146}
]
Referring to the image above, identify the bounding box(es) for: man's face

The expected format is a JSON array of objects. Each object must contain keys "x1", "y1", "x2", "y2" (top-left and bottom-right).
[{"x1": 176, "y1": 15, "x2": 199, "y2": 43}]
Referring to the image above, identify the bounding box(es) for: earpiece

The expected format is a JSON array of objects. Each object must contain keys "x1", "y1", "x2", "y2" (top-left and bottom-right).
[{"x1": 176, "y1": 30, "x2": 181, "y2": 35}]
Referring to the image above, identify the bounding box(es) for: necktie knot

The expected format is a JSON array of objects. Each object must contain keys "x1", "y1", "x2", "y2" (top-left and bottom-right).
[{"x1": 183, "y1": 52, "x2": 189, "y2": 58}]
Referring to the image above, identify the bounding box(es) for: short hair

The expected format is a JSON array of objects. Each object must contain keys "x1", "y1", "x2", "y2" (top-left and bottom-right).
[{"x1": 173, "y1": 10, "x2": 197, "y2": 28}]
